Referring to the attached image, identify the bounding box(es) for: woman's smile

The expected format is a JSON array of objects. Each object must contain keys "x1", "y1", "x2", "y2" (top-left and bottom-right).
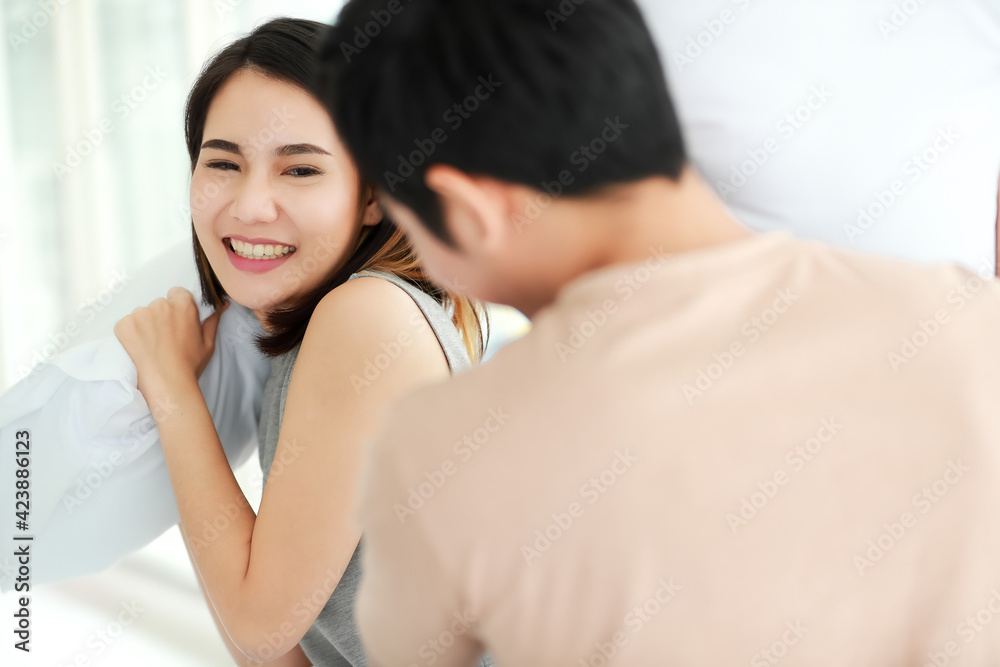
[
  {"x1": 191, "y1": 68, "x2": 365, "y2": 308},
  {"x1": 224, "y1": 235, "x2": 297, "y2": 274}
]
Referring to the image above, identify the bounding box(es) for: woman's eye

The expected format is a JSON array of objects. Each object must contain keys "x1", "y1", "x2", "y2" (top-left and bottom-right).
[
  {"x1": 285, "y1": 166, "x2": 323, "y2": 177},
  {"x1": 204, "y1": 161, "x2": 240, "y2": 172}
]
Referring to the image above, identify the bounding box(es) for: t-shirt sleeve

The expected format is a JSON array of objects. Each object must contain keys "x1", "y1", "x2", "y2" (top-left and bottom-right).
[{"x1": 355, "y1": 411, "x2": 485, "y2": 667}]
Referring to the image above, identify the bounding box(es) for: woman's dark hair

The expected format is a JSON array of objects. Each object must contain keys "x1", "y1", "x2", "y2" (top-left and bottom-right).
[{"x1": 184, "y1": 17, "x2": 487, "y2": 360}]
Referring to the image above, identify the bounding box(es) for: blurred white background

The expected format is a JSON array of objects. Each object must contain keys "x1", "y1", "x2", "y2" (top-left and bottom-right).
[
  {"x1": 0, "y1": 1, "x2": 527, "y2": 665},
  {"x1": 0, "y1": 0, "x2": 528, "y2": 394},
  {"x1": 1, "y1": 0, "x2": 996, "y2": 664}
]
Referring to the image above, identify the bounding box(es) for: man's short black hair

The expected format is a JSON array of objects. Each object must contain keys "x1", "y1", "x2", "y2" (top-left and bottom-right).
[{"x1": 318, "y1": 0, "x2": 687, "y2": 245}]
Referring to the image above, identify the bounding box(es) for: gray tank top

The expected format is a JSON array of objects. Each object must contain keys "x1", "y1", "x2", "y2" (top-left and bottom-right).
[{"x1": 256, "y1": 269, "x2": 495, "y2": 667}]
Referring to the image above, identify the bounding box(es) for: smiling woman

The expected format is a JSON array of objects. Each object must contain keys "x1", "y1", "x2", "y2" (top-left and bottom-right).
[
  {"x1": 189, "y1": 67, "x2": 377, "y2": 324},
  {"x1": 111, "y1": 17, "x2": 493, "y2": 667},
  {"x1": 184, "y1": 33, "x2": 486, "y2": 358}
]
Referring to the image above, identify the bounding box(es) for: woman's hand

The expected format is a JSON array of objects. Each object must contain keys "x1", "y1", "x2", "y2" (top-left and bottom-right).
[{"x1": 113, "y1": 286, "x2": 229, "y2": 402}]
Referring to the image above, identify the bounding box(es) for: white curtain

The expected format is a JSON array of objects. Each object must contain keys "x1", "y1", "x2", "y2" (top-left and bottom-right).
[{"x1": 0, "y1": 0, "x2": 352, "y2": 392}]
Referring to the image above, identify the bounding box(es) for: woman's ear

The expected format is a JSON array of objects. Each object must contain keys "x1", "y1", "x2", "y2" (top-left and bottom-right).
[{"x1": 360, "y1": 184, "x2": 384, "y2": 227}]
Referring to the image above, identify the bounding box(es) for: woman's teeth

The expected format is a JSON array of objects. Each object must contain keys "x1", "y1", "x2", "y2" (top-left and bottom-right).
[{"x1": 229, "y1": 239, "x2": 296, "y2": 260}]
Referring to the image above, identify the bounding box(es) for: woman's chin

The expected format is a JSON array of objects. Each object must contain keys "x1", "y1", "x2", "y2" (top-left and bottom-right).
[{"x1": 218, "y1": 287, "x2": 290, "y2": 315}]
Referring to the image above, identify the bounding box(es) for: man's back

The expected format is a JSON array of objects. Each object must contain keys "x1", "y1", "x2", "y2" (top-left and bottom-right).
[{"x1": 358, "y1": 231, "x2": 1000, "y2": 666}]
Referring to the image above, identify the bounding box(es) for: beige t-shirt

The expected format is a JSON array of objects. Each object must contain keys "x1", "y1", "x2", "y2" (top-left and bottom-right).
[{"x1": 356, "y1": 231, "x2": 1000, "y2": 667}]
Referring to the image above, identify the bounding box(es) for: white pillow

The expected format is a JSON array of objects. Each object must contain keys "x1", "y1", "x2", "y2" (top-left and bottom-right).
[
  {"x1": 637, "y1": 0, "x2": 1000, "y2": 272},
  {"x1": 0, "y1": 240, "x2": 270, "y2": 591}
]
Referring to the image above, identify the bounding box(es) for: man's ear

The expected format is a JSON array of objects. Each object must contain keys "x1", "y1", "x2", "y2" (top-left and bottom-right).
[
  {"x1": 425, "y1": 165, "x2": 509, "y2": 254},
  {"x1": 360, "y1": 184, "x2": 384, "y2": 227}
]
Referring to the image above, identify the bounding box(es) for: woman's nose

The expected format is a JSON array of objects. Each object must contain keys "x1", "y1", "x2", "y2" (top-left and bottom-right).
[{"x1": 229, "y1": 173, "x2": 279, "y2": 225}]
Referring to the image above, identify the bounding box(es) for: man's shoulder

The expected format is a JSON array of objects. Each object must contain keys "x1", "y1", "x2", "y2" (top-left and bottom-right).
[
  {"x1": 359, "y1": 353, "x2": 526, "y2": 535},
  {"x1": 792, "y1": 238, "x2": 998, "y2": 309},
  {"x1": 378, "y1": 349, "x2": 521, "y2": 452}
]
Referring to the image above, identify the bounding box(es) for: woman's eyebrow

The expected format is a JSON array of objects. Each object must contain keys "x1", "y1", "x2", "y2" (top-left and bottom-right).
[
  {"x1": 276, "y1": 143, "x2": 332, "y2": 157},
  {"x1": 201, "y1": 139, "x2": 241, "y2": 154},
  {"x1": 200, "y1": 140, "x2": 332, "y2": 157}
]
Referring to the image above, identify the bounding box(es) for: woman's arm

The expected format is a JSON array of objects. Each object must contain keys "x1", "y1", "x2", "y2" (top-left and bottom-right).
[
  {"x1": 116, "y1": 278, "x2": 450, "y2": 661},
  {"x1": 180, "y1": 525, "x2": 312, "y2": 666}
]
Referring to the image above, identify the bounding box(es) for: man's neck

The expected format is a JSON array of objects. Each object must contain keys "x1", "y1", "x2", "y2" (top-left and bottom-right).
[
  {"x1": 580, "y1": 168, "x2": 753, "y2": 270},
  {"x1": 514, "y1": 169, "x2": 753, "y2": 319}
]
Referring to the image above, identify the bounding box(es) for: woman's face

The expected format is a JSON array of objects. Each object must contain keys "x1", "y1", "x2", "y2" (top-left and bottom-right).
[{"x1": 191, "y1": 69, "x2": 378, "y2": 326}]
